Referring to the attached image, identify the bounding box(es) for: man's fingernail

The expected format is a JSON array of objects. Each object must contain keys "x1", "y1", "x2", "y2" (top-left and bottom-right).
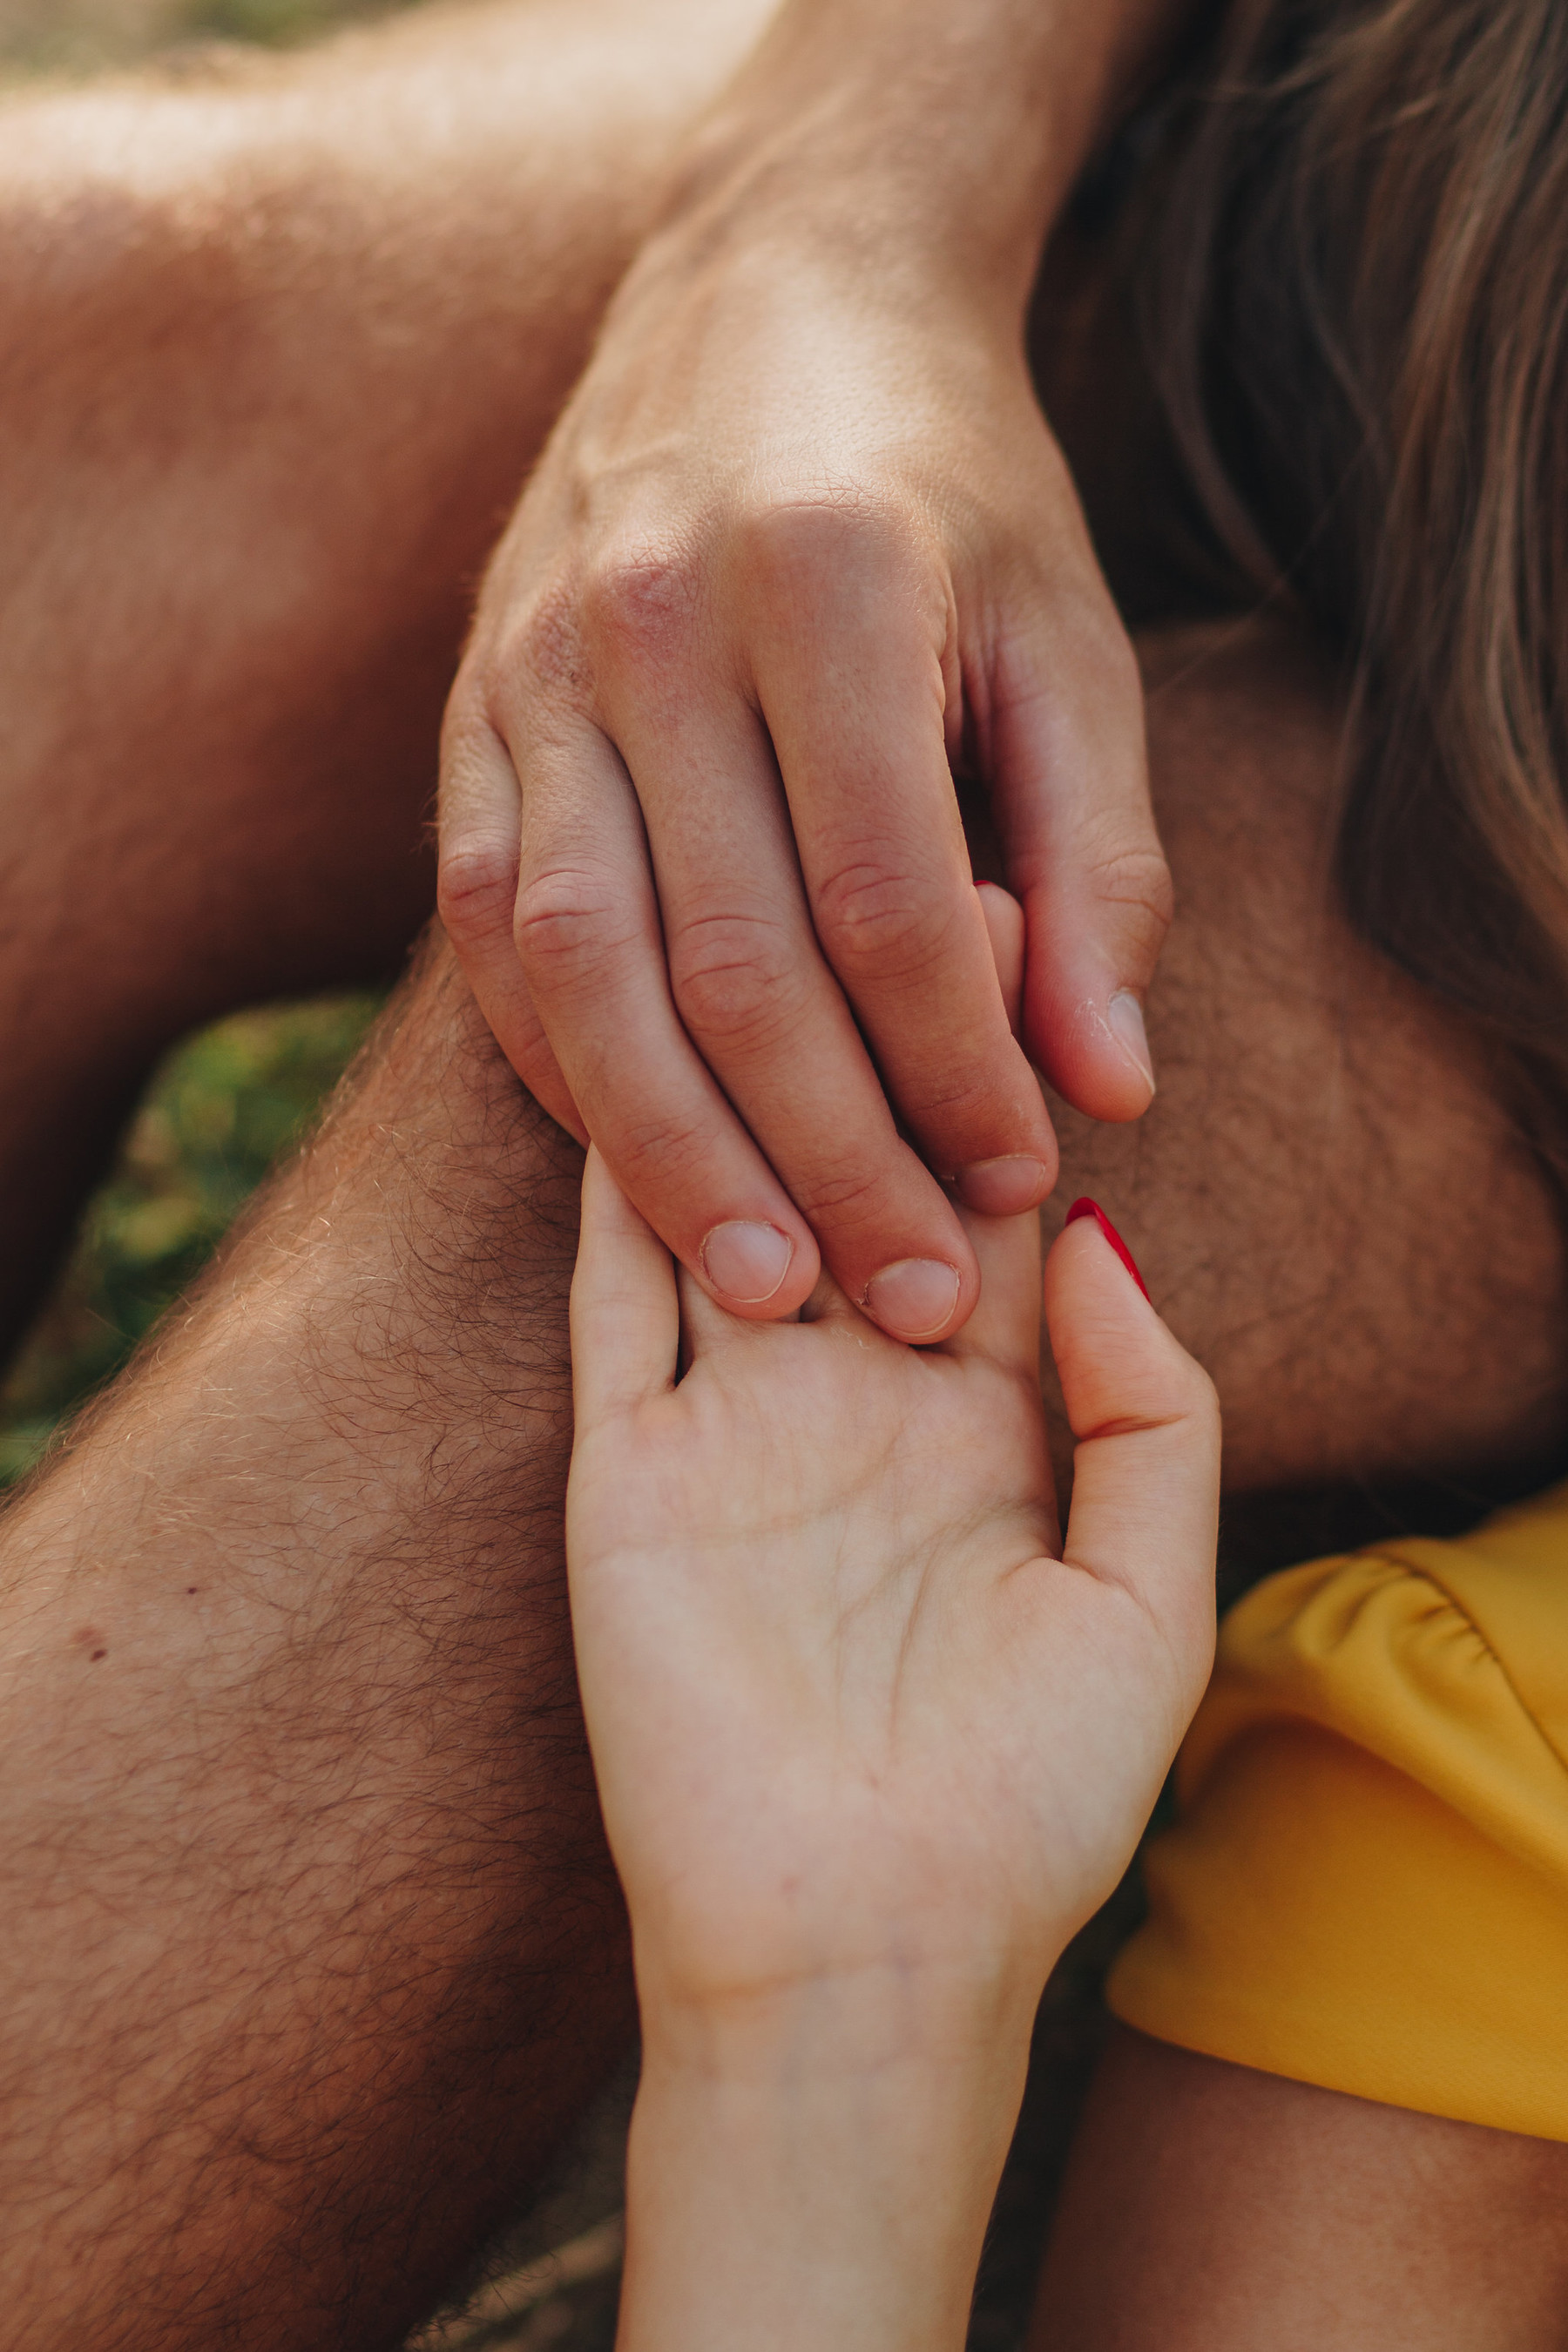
[
  {"x1": 1065, "y1": 1197, "x2": 1152, "y2": 1301},
  {"x1": 862, "y1": 1258, "x2": 962, "y2": 1342},
  {"x1": 700, "y1": 1220, "x2": 794, "y2": 1304},
  {"x1": 1107, "y1": 990, "x2": 1156, "y2": 1098},
  {"x1": 955, "y1": 1156, "x2": 1052, "y2": 1217}
]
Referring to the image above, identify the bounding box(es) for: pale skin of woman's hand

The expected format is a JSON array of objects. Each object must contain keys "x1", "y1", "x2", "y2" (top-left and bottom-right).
[
  {"x1": 439, "y1": 0, "x2": 1190, "y2": 1346},
  {"x1": 565, "y1": 1143, "x2": 1219, "y2": 2351}
]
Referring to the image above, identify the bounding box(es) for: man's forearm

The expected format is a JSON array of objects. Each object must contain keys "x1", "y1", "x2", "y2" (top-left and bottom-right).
[
  {"x1": 656, "y1": 0, "x2": 1201, "y2": 306},
  {"x1": 0, "y1": 936, "x2": 624, "y2": 2352},
  {"x1": 0, "y1": 0, "x2": 774, "y2": 1348},
  {"x1": 0, "y1": 0, "x2": 768, "y2": 768}
]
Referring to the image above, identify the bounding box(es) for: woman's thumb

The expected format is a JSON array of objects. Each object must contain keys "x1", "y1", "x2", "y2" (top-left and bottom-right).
[{"x1": 1044, "y1": 1201, "x2": 1220, "y2": 1641}]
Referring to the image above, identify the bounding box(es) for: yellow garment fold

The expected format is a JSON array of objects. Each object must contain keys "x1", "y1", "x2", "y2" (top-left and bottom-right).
[{"x1": 1108, "y1": 1484, "x2": 1568, "y2": 2140}]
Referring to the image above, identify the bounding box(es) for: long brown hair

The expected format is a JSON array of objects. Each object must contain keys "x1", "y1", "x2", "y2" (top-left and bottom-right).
[{"x1": 1124, "y1": 0, "x2": 1568, "y2": 1200}]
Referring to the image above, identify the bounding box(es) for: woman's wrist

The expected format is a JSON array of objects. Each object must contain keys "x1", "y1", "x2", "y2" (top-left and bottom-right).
[
  {"x1": 623, "y1": 1969, "x2": 1043, "y2": 2352},
  {"x1": 636, "y1": 1939, "x2": 1049, "y2": 2081}
]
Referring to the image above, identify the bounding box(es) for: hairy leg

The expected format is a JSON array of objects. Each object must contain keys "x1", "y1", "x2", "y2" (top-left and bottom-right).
[
  {"x1": 1031, "y1": 2029, "x2": 1568, "y2": 2351},
  {"x1": 4, "y1": 17, "x2": 1560, "y2": 2334},
  {"x1": 3, "y1": 614, "x2": 1559, "y2": 2348},
  {"x1": 0, "y1": 0, "x2": 769, "y2": 1350},
  {"x1": 1039, "y1": 621, "x2": 1566, "y2": 1497},
  {"x1": 1024, "y1": 625, "x2": 1568, "y2": 2352},
  {"x1": 12, "y1": 2, "x2": 1549, "y2": 1488},
  {"x1": 0, "y1": 930, "x2": 625, "y2": 2352}
]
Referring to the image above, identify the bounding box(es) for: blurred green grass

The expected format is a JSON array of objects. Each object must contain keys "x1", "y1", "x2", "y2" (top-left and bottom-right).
[
  {"x1": 0, "y1": 0, "x2": 421, "y2": 78},
  {"x1": 0, "y1": 995, "x2": 382, "y2": 1485},
  {"x1": 179, "y1": 0, "x2": 420, "y2": 44}
]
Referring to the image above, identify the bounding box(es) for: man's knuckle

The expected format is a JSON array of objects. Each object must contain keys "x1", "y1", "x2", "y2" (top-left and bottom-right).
[
  {"x1": 584, "y1": 540, "x2": 700, "y2": 664},
  {"x1": 791, "y1": 1159, "x2": 886, "y2": 1230},
  {"x1": 464, "y1": 578, "x2": 589, "y2": 713},
  {"x1": 612, "y1": 1108, "x2": 715, "y2": 1191},
  {"x1": 668, "y1": 914, "x2": 799, "y2": 1051},
  {"x1": 511, "y1": 583, "x2": 591, "y2": 702},
  {"x1": 436, "y1": 841, "x2": 516, "y2": 946},
  {"x1": 1090, "y1": 843, "x2": 1175, "y2": 939},
  {"x1": 814, "y1": 862, "x2": 951, "y2": 979},
  {"x1": 738, "y1": 489, "x2": 913, "y2": 599},
  {"x1": 513, "y1": 868, "x2": 633, "y2": 987}
]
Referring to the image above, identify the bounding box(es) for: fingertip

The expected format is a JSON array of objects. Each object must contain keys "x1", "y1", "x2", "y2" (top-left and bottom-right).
[
  {"x1": 952, "y1": 882, "x2": 1060, "y2": 1207},
  {"x1": 861, "y1": 1256, "x2": 964, "y2": 1343},
  {"x1": 504, "y1": 1015, "x2": 591, "y2": 1146},
  {"x1": 858, "y1": 1235, "x2": 983, "y2": 1344},
  {"x1": 943, "y1": 1196, "x2": 1044, "y2": 1369},
  {"x1": 580, "y1": 1143, "x2": 652, "y2": 1246},
  {"x1": 1107, "y1": 991, "x2": 1156, "y2": 1102},
  {"x1": 1045, "y1": 1204, "x2": 1214, "y2": 1452},
  {"x1": 1064, "y1": 1196, "x2": 1149, "y2": 1301},
  {"x1": 1044, "y1": 1203, "x2": 1157, "y2": 1345},
  {"x1": 677, "y1": 1246, "x2": 816, "y2": 1361},
  {"x1": 976, "y1": 880, "x2": 1026, "y2": 1036},
  {"x1": 1026, "y1": 977, "x2": 1158, "y2": 1124},
  {"x1": 1016, "y1": 860, "x2": 1164, "y2": 1121},
  {"x1": 571, "y1": 1147, "x2": 681, "y2": 1425},
  {"x1": 953, "y1": 1148, "x2": 1056, "y2": 1218},
  {"x1": 528, "y1": 1059, "x2": 591, "y2": 1149},
  {"x1": 1044, "y1": 1206, "x2": 1153, "y2": 1415},
  {"x1": 696, "y1": 1216, "x2": 819, "y2": 1319}
]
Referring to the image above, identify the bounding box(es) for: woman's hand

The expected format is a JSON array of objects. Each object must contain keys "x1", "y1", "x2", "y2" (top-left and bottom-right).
[
  {"x1": 438, "y1": 0, "x2": 1182, "y2": 1347},
  {"x1": 565, "y1": 1150, "x2": 1218, "y2": 2349},
  {"x1": 567, "y1": 1156, "x2": 1218, "y2": 2049}
]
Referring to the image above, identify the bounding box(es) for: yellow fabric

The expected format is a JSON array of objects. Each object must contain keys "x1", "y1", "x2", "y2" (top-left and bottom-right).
[{"x1": 1107, "y1": 1483, "x2": 1568, "y2": 2140}]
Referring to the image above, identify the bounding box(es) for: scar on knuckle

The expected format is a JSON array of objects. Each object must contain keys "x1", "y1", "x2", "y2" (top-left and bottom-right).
[
  {"x1": 584, "y1": 541, "x2": 700, "y2": 664},
  {"x1": 479, "y1": 580, "x2": 591, "y2": 708}
]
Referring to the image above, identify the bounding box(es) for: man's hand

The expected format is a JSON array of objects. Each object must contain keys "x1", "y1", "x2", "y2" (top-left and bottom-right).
[
  {"x1": 438, "y1": 0, "x2": 1182, "y2": 1346},
  {"x1": 565, "y1": 1153, "x2": 1217, "y2": 2349}
]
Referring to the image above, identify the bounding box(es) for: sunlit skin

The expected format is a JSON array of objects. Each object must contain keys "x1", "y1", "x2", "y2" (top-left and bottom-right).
[
  {"x1": 0, "y1": 1, "x2": 1565, "y2": 2341},
  {"x1": 437, "y1": 0, "x2": 1192, "y2": 1341},
  {"x1": 568, "y1": 1150, "x2": 1219, "y2": 2352}
]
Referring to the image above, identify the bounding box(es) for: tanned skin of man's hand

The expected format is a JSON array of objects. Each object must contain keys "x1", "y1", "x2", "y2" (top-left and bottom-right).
[{"x1": 438, "y1": 0, "x2": 1197, "y2": 1347}]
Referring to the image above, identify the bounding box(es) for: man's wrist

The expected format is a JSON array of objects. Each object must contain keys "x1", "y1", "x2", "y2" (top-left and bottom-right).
[{"x1": 652, "y1": 0, "x2": 1193, "y2": 307}]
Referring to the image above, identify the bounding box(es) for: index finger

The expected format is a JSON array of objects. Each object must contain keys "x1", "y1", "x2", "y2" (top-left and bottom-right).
[
  {"x1": 570, "y1": 1147, "x2": 679, "y2": 1429},
  {"x1": 742, "y1": 505, "x2": 1060, "y2": 1223}
]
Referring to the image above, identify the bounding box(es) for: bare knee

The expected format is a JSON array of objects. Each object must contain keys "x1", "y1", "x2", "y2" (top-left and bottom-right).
[
  {"x1": 1044, "y1": 619, "x2": 1568, "y2": 1495},
  {"x1": 1031, "y1": 2026, "x2": 1568, "y2": 2351}
]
